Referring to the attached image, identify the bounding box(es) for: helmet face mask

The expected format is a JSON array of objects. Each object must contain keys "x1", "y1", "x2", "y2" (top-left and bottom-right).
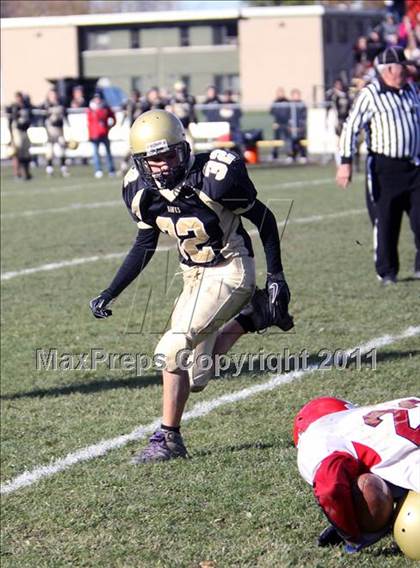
[
  {"x1": 133, "y1": 141, "x2": 190, "y2": 190},
  {"x1": 130, "y1": 109, "x2": 191, "y2": 190}
]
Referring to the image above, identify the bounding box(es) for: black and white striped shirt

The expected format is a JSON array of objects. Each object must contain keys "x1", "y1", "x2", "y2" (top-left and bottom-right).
[{"x1": 340, "y1": 77, "x2": 420, "y2": 164}]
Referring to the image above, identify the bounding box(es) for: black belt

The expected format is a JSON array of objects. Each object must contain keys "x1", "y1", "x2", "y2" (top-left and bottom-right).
[{"x1": 370, "y1": 152, "x2": 413, "y2": 162}]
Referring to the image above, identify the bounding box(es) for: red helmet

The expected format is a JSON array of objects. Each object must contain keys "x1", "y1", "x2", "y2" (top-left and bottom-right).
[{"x1": 293, "y1": 396, "x2": 354, "y2": 446}]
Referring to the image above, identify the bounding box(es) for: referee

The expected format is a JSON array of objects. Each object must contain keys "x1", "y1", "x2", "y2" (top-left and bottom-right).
[{"x1": 336, "y1": 47, "x2": 420, "y2": 284}]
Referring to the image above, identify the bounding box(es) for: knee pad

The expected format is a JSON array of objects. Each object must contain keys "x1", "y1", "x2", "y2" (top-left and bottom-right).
[
  {"x1": 188, "y1": 333, "x2": 218, "y2": 393},
  {"x1": 154, "y1": 330, "x2": 190, "y2": 372},
  {"x1": 189, "y1": 363, "x2": 214, "y2": 393}
]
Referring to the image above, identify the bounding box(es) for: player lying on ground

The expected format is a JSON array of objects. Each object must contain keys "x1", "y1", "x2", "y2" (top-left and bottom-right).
[
  {"x1": 293, "y1": 396, "x2": 420, "y2": 558},
  {"x1": 90, "y1": 109, "x2": 293, "y2": 463}
]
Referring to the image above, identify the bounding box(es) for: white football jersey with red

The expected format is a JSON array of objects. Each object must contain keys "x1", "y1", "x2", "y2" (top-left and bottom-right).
[{"x1": 298, "y1": 397, "x2": 420, "y2": 491}]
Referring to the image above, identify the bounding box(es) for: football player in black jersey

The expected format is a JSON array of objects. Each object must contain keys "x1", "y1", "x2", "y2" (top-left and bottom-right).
[
  {"x1": 41, "y1": 88, "x2": 70, "y2": 177},
  {"x1": 90, "y1": 110, "x2": 293, "y2": 463},
  {"x1": 6, "y1": 92, "x2": 33, "y2": 180}
]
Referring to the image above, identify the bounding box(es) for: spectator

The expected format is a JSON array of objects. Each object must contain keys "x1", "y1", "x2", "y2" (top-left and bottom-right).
[
  {"x1": 87, "y1": 92, "x2": 116, "y2": 178},
  {"x1": 41, "y1": 88, "x2": 70, "y2": 177},
  {"x1": 6, "y1": 91, "x2": 32, "y2": 180},
  {"x1": 219, "y1": 89, "x2": 243, "y2": 152},
  {"x1": 122, "y1": 89, "x2": 145, "y2": 127},
  {"x1": 379, "y1": 14, "x2": 399, "y2": 45},
  {"x1": 288, "y1": 88, "x2": 307, "y2": 163},
  {"x1": 167, "y1": 81, "x2": 197, "y2": 129},
  {"x1": 407, "y1": 12, "x2": 420, "y2": 65},
  {"x1": 397, "y1": 15, "x2": 412, "y2": 48},
  {"x1": 159, "y1": 87, "x2": 171, "y2": 108},
  {"x1": 366, "y1": 30, "x2": 385, "y2": 62},
  {"x1": 202, "y1": 85, "x2": 222, "y2": 122},
  {"x1": 120, "y1": 89, "x2": 145, "y2": 175},
  {"x1": 141, "y1": 87, "x2": 166, "y2": 112},
  {"x1": 414, "y1": 11, "x2": 420, "y2": 44},
  {"x1": 270, "y1": 87, "x2": 290, "y2": 160},
  {"x1": 326, "y1": 79, "x2": 352, "y2": 137},
  {"x1": 353, "y1": 36, "x2": 369, "y2": 66},
  {"x1": 70, "y1": 85, "x2": 86, "y2": 109}
]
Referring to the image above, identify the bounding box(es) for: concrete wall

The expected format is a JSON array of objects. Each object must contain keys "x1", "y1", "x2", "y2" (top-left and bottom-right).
[
  {"x1": 239, "y1": 14, "x2": 324, "y2": 107},
  {"x1": 1, "y1": 26, "x2": 79, "y2": 105}
]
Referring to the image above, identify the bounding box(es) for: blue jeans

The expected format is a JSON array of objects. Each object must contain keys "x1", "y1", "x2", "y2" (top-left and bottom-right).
[{"x1": 91, "y1": 137, "x2": 115, "y2": 173}]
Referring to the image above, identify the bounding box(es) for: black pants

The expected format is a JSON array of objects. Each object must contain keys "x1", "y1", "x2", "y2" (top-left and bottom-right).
[
  {"x1": 366, "y1": 154, "x2": 420, "y2": 278},
  {"x1": 272, "y1": 124, "x2": 289, "y2": 159}
]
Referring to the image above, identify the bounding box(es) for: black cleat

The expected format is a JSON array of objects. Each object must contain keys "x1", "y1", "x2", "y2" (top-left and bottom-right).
[
  {"x1": 318, "y1": 525, "x2": 345, "y2": 547},
  {"x1": 236, "y1": 287, "x2": 294, "y2": 333}
]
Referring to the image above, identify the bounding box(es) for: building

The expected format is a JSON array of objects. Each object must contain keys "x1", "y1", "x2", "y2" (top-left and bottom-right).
[{"x1": 1, "y1": 5, "x2": 383, "y2": 107}]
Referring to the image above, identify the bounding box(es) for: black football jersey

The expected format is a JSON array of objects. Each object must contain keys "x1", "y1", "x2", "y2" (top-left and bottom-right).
[
  {"x1": 122, "y1": 150, "x2": 256, "y2": 267},
  {"x1": 42, "y1": 101, "x2": 67, "y2": 128},
  {"x1": 7, "y1": 103, "x2": 32, "y2": 131}
]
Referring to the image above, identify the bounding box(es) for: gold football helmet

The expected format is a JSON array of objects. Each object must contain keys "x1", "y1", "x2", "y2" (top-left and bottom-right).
[
  {"x1": 130, "y1": 109, "x2": 190, "y2": 189},
  {"x1": 393, "y1": 491, "x2": 420, "y2": 560},
  {"x1": 66, "y1": 139, "x2": 79, "y2": 150}
]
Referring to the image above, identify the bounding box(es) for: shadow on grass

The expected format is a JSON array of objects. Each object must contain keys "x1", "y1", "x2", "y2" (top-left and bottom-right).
[
  {"x1": 368, "y1": 542, "x2": 401, "y2": 557},
  {"x1": 192, "y1": 440, "x2": 283, "y2": 459},
  {"x1": 2, "y1": 349, "x2": 418, "y2": 401},
  {"x1": 397, "y1": 276, "x2": 420, "y2": 283},
  {"x1": 0, "y1": 373, "x2": 161, "y2": 401}
]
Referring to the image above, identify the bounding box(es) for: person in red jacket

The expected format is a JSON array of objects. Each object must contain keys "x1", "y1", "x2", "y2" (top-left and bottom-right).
[{"x1": 87, "y1": 92, "x2": 116, "y2": 178}]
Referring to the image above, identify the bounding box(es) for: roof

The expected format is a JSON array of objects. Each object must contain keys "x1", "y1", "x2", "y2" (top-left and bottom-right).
[
  {"x1": 1, "y1": 9, "x2": 238, "y2": 29},
  {"x1": 1, "y1": 5, "x2": 384, "y2": 30}
]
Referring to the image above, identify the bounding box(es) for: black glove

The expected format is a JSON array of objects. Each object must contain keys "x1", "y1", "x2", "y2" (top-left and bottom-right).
[
  {"x1": 266, "y1": 272, "x2": 294, "y2": 331},
  {"x1": 89, "y1": 291, "x2": 113, "y2": 319}
]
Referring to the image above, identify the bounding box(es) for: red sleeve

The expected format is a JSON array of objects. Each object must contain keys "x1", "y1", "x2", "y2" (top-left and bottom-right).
[
  {"x1": 87, "y1": 109, "x2": 94, "y2": 136},
  {"x1": 313, "y1": 451, "x2": 365, "y2": 542}
]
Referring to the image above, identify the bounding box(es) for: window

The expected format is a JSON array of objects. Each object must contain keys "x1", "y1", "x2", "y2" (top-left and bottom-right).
[
  {"x1": 324, "y1": 18, "x2": 332, "y2": 44},
  {"x1": 181, "y1": 75, "x2": 190, "y2": 91},
  {"x1": 355, "y1": 20, "x2": 364, "y2": 38},
  {"x1": 86, "y1": 31, "x2": 110, "y2": 50},
  {"x1": 337, "y1": 19, "x2": 349, "y2": 44},
  {"x1": 225, "y1": 22, "x2": 238, "y2": 45},
  {"x1": 131, "y1": 77, "x2": 142, "y2": 92},
  {"x1": 130, "y1": 29, "x2": 140, "y2": 49},
  {"x1": 214, "y1": 74, "x2": 240, "y2": 94},
  {"x1": 213, "y1": 25, "x2": 223, "y2": 45},
  {"x1": 324, "y1": 70, "x2": 332, "y2": 89},
  {"x1": 180, "y1": 27, "x2": 190, "y2": 47},
  {"x1": 212, "y1": 23, "x2": 238, "y2": 46}
]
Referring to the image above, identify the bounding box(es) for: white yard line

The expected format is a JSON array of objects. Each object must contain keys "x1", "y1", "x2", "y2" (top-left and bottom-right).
[
  {"x1": 1, "y1": 173, "x2": 362, "y2": 200},
  {"x1": 1, "y1": 208, "x2": 365, "y2": 281},
  {"x1": 1, "y1": 173, "x2": 362, "y2": 199},
  {"x1": 1, "y1": 177, "x2": 344, "y2": 219},
  {"x1": 1, "y1": 200, "x2": 121, "y2": 219},
  {"x1": 0, "y1": 179, "x2": 111, "y2": 198},
  {"x1": 1, "y1": 325, "x2": 418, "y2": 496}
]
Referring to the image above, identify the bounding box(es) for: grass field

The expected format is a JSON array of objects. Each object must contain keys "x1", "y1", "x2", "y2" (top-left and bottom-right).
[{"x1": 1, "y1": 161, "x2": 419, "y2": 568}]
